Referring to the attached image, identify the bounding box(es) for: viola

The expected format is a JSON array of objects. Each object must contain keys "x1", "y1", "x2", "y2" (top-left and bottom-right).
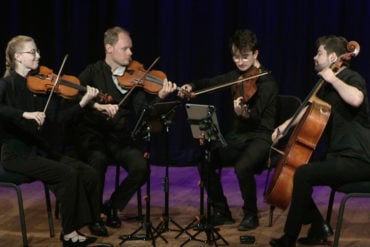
[
  {"x1": 27, "y1": 66, "x2": 113, "y2": 103},
  {"x1": 117, "y1": 59, "x2": 187, "y2": 95},
  {"x1": 116, "y1": 58, "x2": 191, "y2": 106}
]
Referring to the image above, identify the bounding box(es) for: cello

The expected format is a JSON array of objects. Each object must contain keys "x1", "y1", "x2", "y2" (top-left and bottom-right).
[{"x1": 264, "y1": 40, "x2": 360, "y2": 210}]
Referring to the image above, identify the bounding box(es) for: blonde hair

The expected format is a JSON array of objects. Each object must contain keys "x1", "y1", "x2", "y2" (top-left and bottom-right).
[
  {"x1": 103, "y1": 26, "x2": 130, "y2": 46},
  {"x1": 4, "y1": 35, "x2": 34, "y2": 77}
]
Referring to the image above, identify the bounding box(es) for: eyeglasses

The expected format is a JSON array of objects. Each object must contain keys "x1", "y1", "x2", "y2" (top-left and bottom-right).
[
  {"x1": 19, "y1": 49, "x2": 40, "y2": 56},
  {"x1": 232, "y1": 53, "x2": 253, "y2": 62}
]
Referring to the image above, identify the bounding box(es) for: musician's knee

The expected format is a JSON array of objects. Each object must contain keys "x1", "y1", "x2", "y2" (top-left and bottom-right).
[{"x1": 294, "y1": 164, "x2": 310, "y2": 181}]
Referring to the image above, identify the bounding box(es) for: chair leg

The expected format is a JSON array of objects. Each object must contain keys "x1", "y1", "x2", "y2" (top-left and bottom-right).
[
  {"x1": 115, "y1": 164, "x2": 120, "y2": 191},
  {"x1": 43, "y1": 184, "x2": 55, "y2": 237},
  {"x1": 269, "y1": 205, "x2": 275, "y2": 227},
  {"x1": 136, "y1": 186, "x2": 143, "y2": 220},
  {"x1": 332, "y1": 194, "x2": 351, "y2": 247},
  {"x1": 326, "y1": 189, "x2": 336, "y2": 224},
  {"x1": 11, "y1": 184, "x2": 28, "y2": 247}
]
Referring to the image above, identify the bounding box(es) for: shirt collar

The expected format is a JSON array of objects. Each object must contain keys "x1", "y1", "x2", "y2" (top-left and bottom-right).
[{"x1": 112, "y1": 66, "x2": 126, "y2": 77}]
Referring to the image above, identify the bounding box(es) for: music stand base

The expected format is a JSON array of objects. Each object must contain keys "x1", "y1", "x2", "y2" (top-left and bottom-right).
[
  {"x1": 119, "y1": 222, "x2": 168, "y2": 246},
  {"x1": 155, "y1": 215, "x2": 191, "y2": 236},
  {"x1": 179, "y1": 219, "x2": 229, "y2": 247}
]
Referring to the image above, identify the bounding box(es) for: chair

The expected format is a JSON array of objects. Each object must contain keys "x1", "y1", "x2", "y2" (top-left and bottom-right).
[
  {"x1": 262, "y1": 94, "x2": 302, "y2": 226},
  {"x1": 325, "y1": 181, "x2": 370, "y2": 247},
  {"x1": 0, "y1": 164, "x2": 55, "y2": 247}
]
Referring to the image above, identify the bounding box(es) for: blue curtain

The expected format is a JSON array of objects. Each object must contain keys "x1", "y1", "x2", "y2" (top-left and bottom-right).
[{"x1": 1, "y1": 0, "x2": 369, "y2": 165}]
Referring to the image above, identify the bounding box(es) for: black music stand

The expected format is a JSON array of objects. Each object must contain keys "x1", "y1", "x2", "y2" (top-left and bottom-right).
[
  {"x1": 178, "y1": 104, "x2": 228, "y2": 247},
  {"x1": 151, "y1": 101, "x2": 190, "y2": 235},
  {"x1": 119, "y1": 101, "x2": 180, "y2": 246}
]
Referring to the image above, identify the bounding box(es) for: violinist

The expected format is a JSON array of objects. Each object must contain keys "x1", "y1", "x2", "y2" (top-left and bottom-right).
[
  {"x1": 180, "y1": 29, "x2": 278, "y2": 231},
  {"x1": 72, "y1": 26, "x2": 177, "y2": 228},
  {"x1": 0, "y1": 35, "x2": 112, "y2": 246},
  {"x1": 270, "y1": 35, "x2": 370, "y2": 247}
]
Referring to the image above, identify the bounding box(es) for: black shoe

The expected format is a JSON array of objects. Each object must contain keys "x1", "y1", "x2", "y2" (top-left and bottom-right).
[
  {"x1": 270, "y1": 235, "x2": 296, "y2": 247},
  {"x1": 210, "y1": 211, "x2": 235, "y2": 226},
  {"x1": 297, "y1": 221, "x2": 333, "y2": 245},
  {"x1": 238, "y1": 213, "x2": 259, "y2": 231},
  {"x1": 89, "y1": 221, "x2": 109, "y2": 236},
  {"x1": 103, "y1": 201, "x2": 121, "y2": 228}
]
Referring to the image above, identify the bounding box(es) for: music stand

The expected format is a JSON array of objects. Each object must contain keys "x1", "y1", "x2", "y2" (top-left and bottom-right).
[
  {"x1": 120, "y1": 101, "x2": 180, "y2": 246},
  {"x1": 178, "y1": 103, "x2": 228, "y2": 246},
  {"x1": 150, "y1": 101, "x2": 190, "y2": 236}
]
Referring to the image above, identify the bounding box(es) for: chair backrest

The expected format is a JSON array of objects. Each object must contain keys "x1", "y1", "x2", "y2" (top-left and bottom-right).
[
  {"x1": 268, "y1": 95, "x2": 302, "y2": 167},
  {"x1": 275, "y1": 95, "x2": 302, "y2": 126}
]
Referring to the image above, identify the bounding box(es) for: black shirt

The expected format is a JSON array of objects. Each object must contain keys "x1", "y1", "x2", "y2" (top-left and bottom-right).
[
  {"x1": 191, "y1": 67, "x2": 279, "y2": 143},
  {"x1": 0, "y1": 72, "x2": 82, "y2": 157},
  {"x1": 317, "y1": 67, "x2": 370, "y2": 162}
]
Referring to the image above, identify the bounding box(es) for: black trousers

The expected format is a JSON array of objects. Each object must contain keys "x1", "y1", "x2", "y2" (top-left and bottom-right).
[
  {"x1": 1, "y1": 145, "x2": 100, "y2": 234},
  {"x1": 77, "y1": 134, "x2": 148, "y2": 212},
  {"x1": 284, "y1": 155, "x2": 370, "y2": 239},
  {"x1": 199, "y1": 138, "x2": 270, "y2": 215}
]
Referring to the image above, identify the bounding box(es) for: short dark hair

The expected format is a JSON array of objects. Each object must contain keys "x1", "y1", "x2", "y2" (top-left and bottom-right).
[
  {"x1": 316, "y1": 35, "x2": 347, "y2": 56},
  {"x1": 230, "y1": 29, "x2": 258, "y2": 53}
]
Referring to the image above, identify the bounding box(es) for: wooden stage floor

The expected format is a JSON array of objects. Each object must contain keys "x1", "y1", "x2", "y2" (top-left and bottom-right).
[{"x1": 0, "y1": 165, "x2": 369, "y2": 246}]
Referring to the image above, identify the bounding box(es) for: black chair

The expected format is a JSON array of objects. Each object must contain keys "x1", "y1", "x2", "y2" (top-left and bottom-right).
[
  {"x1": 325, "y1": 181, "x2": 370, "y2": 247},
  {"x1": 0, "y1": 164, "x2": 55, "y2": 247},
  {"x1": 263, "y1": 94, "x2": 302, "y2": 226}
]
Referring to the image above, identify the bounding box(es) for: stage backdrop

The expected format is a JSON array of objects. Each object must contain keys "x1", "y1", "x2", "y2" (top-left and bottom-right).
[{"x1": 1, "y1": 0, "x2": 369, "y2": 165}]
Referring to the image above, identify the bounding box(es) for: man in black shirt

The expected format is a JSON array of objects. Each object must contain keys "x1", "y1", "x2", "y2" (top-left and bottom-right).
[
  {"x1": 74, "y1": 26, "x2": 177, "y2": 228},
  {"x1": 270, "y1": 36, "x2": 370, "y2": 247}
]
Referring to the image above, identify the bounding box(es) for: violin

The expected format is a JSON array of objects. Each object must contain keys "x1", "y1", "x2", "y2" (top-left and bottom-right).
[
  {"x1": 116, "y1": 59, "x2": 192, "y2": 106},
  {"x1": 117, "y1": 59, "x2": 187, "y2": 95},
  {"x1": 232, "y1": 65, "x2": 260, "y2": 102},
  {"x1": 27, "y1": 66, "x2": 113, "y2": 103},
  {"x1": 190, "y1": 68, "x2": 269, "y2": 98}
]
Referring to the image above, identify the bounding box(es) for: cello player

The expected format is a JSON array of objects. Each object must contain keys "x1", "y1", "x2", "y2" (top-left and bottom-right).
[{"x1": 270, "y1": 35, "x2": 370, "y2": 247}]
